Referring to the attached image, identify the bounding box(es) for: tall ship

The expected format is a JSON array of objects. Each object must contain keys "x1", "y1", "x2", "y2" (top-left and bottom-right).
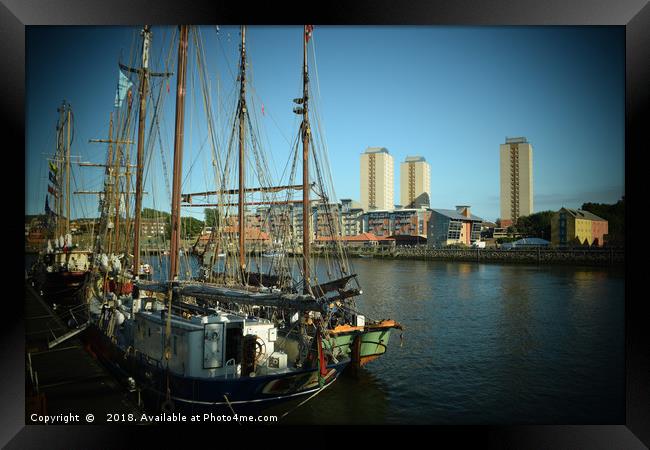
[
  {"x1": 178, "y1": 24, "x2": 403, "y2": 372},
  {"x1": 82, "y1": 25, "x2": 355, "y2": 414},
  {"x1": 30, "y1": 101, "x2": 93, "y2": 305}
]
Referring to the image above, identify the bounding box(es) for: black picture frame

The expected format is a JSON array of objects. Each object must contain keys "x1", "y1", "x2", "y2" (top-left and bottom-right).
[{"x1": 8, "y1": 0, "x2": 647, "y2": 447}]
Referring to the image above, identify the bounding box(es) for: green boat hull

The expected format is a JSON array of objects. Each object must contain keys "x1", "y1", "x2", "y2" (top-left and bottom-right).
[{"x1": 325, "y1": 328, "x2": 393, "y2": 366}]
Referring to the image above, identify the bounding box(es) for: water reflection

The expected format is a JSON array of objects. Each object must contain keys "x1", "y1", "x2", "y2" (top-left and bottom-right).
[
  {"x1": 262, "y1": 367, "x2": 390, "y2": 424},
  {"x1": 499, "y1": 273, "x2": 534, "y2": 357}
]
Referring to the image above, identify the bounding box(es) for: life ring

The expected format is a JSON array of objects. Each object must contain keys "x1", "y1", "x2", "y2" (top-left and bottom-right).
[{"x1": 161, "y1": 399, "x2": 175, "y2": 413}]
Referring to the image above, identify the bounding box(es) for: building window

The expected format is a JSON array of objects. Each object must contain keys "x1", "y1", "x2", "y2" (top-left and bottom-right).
[{"x1": 448, "y1": 220, "x2": 462, "y2": 240}]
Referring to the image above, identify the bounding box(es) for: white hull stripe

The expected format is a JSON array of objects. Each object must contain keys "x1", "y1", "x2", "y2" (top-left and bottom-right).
[{"x1": 149, "y1": 379, "x2": 338, "y2": 406}]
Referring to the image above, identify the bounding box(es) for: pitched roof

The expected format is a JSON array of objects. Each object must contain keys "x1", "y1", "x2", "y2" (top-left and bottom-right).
[
  {"x1": 561, "y1": 208, "x2": 606, "y2": 221},
  {"x1": 431, "y1": 208, "x2": 483, "y2": 222}
]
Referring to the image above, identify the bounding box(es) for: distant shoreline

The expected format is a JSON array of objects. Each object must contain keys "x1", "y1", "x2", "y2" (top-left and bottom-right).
[
  {"x1": 324, "y1": 247, "x2": 625, "y2": 266},
  {"x1": 26, "y1": 246, "x2": 624, "y2": 267}
]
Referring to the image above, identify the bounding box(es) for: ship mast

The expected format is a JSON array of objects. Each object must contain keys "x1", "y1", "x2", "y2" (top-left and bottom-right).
[
  {"x1": 54, "y1": 103, "x2": 65, "y2": 239},
  {"x1": 94, "y1": 112, "x2": 114, "y2": 259},
  {"x1": 65, "y1": 105, "x2": 71, "y2": 235},
  {"x1": 101, "y1": 113, "x2": 114, "y2": 289},
  {"x1": 301, "y1": 25, "x2": 311, "y2": 294},
  {"x1": 238, "y1": 25, "x2": 247, "y2": 280},
  {"x1": 111, "y1": 94, "x2": 134, "y2": 256},
  {"x1": 169, "y1": 25, "x2": 189, "y2": 281},
  {"x1": 104, "y1": 113, "x2": 118, "y2": 257},
  {"x1": 133, "y1": 25, "x2": 151, "y2": 276}
]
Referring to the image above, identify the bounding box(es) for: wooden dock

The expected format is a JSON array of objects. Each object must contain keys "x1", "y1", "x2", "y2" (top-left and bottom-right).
[{"x1": 24, "y1": 281, "x2": 143, "y2": 424}]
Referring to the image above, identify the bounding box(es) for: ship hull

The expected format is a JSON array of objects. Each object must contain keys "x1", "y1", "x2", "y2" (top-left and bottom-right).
[
  {"x1": 83, "y1": 324, "x2": 347, "y2": 415},
  {"x1": 327, "y1": 326, "x2": 395, "y2": 368},
  {"x1": 35, "y1": 270, "x2": 89, "y2": 306}
]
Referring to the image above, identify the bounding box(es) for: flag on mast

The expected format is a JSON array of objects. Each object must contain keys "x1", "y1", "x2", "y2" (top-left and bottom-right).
[
  {"x1": 114, "y1": 69, "x2": 134, "y2": 108},
  {"x1": 49, "y1": 171, "x2": 58, "y2": 186},
  {"x1": 45, "y1": 195, "x2": 57, "y2": 218},
  {"x1": 45, "y1": 196, "x2": 54, "y2": 229},
  {"x1": 305, "y1": 25, "x2": 314, "y2": 42}
]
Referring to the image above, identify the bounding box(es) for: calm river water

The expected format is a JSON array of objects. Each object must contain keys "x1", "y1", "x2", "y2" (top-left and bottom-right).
[
  {"x1": 142, "y1": 254, "x2": 625, "y2": 424},
  {"x1": 27, "y1": 253, "x2": 625, "y2": 424},
  {"x1": 275, "y1": 259, "x2": 625, "y2": 424}
]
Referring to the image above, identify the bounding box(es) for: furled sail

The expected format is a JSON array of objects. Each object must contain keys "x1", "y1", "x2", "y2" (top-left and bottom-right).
[{"x1": 135, "y1": 280, "x2": 329, "y2": 312}]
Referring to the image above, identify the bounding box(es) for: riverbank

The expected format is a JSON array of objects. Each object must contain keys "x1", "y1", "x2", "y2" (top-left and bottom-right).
[
  {"x1": 313, "y1": 246, "x2": 624, "y2": 266},
  {"x1": 27, "y1": 244, "x2": 625, "y2": 266}
]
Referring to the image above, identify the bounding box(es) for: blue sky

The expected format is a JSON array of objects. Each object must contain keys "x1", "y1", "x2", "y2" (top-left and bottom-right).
[{"x1": 25, "y1": 26, "x2": 624, "y2": 222}]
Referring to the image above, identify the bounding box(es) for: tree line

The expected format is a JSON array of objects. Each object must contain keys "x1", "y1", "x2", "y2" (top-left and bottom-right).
[{"x1": 497, "y1": 196, "x2": 625, "y2": 245}]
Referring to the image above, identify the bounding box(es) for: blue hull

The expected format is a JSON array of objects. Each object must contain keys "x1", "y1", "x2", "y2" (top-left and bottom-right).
[{"x1": 84, "y1": 325, "x2": 348, "y2": 415}]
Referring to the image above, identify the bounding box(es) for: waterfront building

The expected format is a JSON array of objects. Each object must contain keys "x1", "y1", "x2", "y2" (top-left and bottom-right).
[
  {"x1": 360, "y1": 147, "x2": 394, "y2": 211},
  {"x1": 500, "y1": 137, "x2": 534, "y2": 227},
  {"x1": 315, "y1": 232, "x2": 394, "y2": 248},
  {"x1": 399, "y1": 156, "x2": 430, "y2": 208},
  {"x1": 314, "y1": 202, "x2": 342, "y2": 238},
  {"x1": 480, "y1": 221, "x2": 497, "y2": 238},
  {"x1": 391, "y1": 208, "x2": 430, "y2": 237},
  {"x1": 214, "y1": 226, "x2": 271, "y2": 247},
  {"x1": 551, "y1": 207, "x2": 608, "y2": 247},
  {"x1": 266, "y1": 206, "x2": 288, "y2": 244},
  {"x1": 71, "y1": 218, "x2": 99, "y2": 235},
  {"x1": 141, "y1": 218, "x2": 167, "y2": 238},
  {"x1": 246, "y1": 208, "x2": 265, "y2": 234},
  {"x1": 364, "y1": 208, "x2": 430, "y2": 238},
  {"x1": 340, "y1": 199, "x2": 365, "y2": 236},
  {"x1": 290, "y1": 203, "x2": 316, "y2": 245},
  {"x1": 364, "y1": 209, "x2": 392, "y2": 237},
  {"x1": 250, "y1": 204, "x2": 308, "y2": 246},
  {"x1": 427, "y1": 205, "x2": 483, "y2": 247}
]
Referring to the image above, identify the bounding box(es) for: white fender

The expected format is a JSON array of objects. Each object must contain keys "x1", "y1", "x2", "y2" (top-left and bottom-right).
[{"x1": 111, "y1": 257, "x2": 122, "y2": 273}]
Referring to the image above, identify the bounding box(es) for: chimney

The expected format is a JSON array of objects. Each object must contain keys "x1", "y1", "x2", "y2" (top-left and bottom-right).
[{"x1": 455, "y1": 205, "x2": 471, "y2": 218}]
